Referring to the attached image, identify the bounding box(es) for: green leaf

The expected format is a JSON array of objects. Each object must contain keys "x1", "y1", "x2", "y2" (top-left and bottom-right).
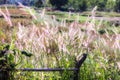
[
  {"x1": 0, "y1": 46, "x2": 3, "y2": 51},
  {"x1": 10, "y1": 40, "x2": 15, "y2": 50},
  {"x1": 7, "y1": 53, "x2": 15, "y2": 65}
]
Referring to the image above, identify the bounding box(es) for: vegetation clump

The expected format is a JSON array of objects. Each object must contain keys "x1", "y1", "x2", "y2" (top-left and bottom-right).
[{"x1": 0, "y1": 43, "x2": 32, "y2": 79}]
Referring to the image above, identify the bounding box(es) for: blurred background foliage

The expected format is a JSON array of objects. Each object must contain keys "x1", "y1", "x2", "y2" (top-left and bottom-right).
[{"x1": 0, "y1": 0, "x2": 120, "y2": 12}]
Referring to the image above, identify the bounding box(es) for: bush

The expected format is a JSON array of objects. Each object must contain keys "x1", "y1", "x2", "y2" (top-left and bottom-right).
[
  {"x1": 49, "y1": 0, "x2": 68, "y2": 10},
  {"x1": 0, "y1": 43, "x2": 32, "y2": 79},
  {"x1": 34, "y1": 0, "x2": 43, "y2": 8},
  {"x1": 115, "y1": 0, "x2": 120, "y2": 12}
]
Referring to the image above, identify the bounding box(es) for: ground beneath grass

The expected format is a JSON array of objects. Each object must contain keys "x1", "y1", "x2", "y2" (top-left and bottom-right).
[{"x1": 91, "y1": 17, "x2": 120, "y2": 21}]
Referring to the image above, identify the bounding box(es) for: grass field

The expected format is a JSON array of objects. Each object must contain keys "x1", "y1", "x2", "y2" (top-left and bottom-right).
[{"x1": 0, "y1": 6, "x2": 120, "y2": 80}]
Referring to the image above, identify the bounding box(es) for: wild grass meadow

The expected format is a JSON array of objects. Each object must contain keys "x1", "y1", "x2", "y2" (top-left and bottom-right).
[{"x1": 0, "y1": 5, "x2": 120, "y2": 80}]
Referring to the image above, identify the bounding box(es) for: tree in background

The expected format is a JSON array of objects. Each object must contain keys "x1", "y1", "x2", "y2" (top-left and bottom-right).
[
  {"x1": 106, "y1": 0, "x2": 116, "y2": 12},
  {"x1": 49, "y1": 0, "x2": 68, "y2": 10},
  {"x1": 87, "y1": 0, "x2": 107, "y2": 11},
  {"x1": 78, "y1": 0, "x2": 87, "y2": 11},
  {"x1": 3, "y1": 0, "x2": 7, "y2": 4},
  {"x1": 65, "y1": 0, "x2": 87, "y2": 11},
  {"x1": 0, "y1": 0, "x2": 3, "y2": 4},
  {"x1": 32, "y1": 0, "x2": 120, "y2": 12},
  {"x1": 97, "y1": 0, "x2": 107, "y2": 11},
  {"x1": 115, "y1": 0, "x2": 120, "y2": 12},
  {"x1": 66, "y1": 0, "x2": 79, "y2": 11},
  {"x1": 34, "y1": 0, "x2": 43, "y2": 7},
  {"x1": 87, "y1": 0, "x2": 98, "y2": 9}
]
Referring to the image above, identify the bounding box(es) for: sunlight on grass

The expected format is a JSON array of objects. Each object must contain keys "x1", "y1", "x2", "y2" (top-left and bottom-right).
[{"x1": 0, "y1": 5, "x2": 120, "y2": 80}]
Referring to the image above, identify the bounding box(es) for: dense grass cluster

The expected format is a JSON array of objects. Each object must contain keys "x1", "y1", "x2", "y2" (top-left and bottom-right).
[{"x1": 0, "y1": 5, "x2": 120, "y2": 80}]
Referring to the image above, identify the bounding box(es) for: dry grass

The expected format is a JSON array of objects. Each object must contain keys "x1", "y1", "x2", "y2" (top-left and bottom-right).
[{"x1": 0, "y1": 7, "x2": 31, "y2": 17}]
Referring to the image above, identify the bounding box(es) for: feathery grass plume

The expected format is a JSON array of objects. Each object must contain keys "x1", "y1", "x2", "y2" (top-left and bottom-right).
[
  {"x1": 91, "y1": 6, "x2": 97, "y2": 17},
  {"x1": 18, "y1": 2, "x2": 37, "y2": 20},
  {"x1": 41, "y1": 8, "x2": 46, "y2": 19},
  {"x1": 109, "y1": 34, "x2": 119, "y2": 49},
  {"x1": 117, "y1": 62, "x2": 120, "y2": 70},
  {"x1": 8, "y1": 5, "x2": 120, "y2": 79},
  {"x1": 91, "y1": 6, "x2": 97, "y2": 26},
  {"x1": 68, "y1": 11, "x2": 71, "y2": 19},
  {"x1": 0, "y1": 7, "x2": 13, "y2": 27}
]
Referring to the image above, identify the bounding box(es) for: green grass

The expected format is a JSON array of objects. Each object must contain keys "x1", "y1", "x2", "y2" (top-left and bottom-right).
[
  {"x1": 80, "y1": 11, "x2": 120, "y2": 17},
  {"x1": 46, "y1": 11, "x2": 87, "y2": 22}
]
